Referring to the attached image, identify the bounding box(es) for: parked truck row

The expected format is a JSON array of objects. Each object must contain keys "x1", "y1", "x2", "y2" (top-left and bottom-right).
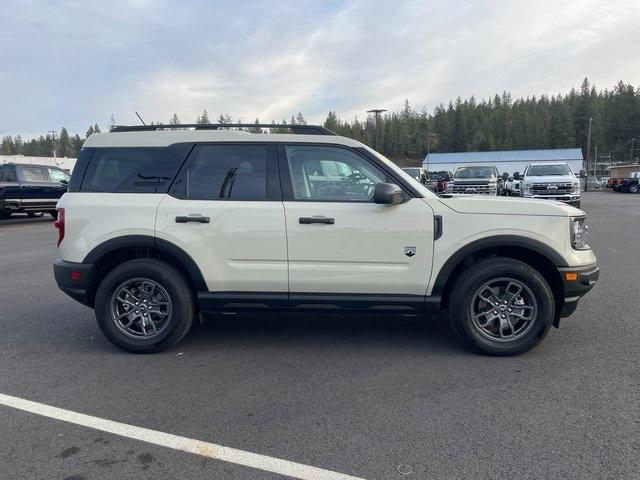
[{"x1": 403, "y1": 161, "x2": 585, "y2": 208}]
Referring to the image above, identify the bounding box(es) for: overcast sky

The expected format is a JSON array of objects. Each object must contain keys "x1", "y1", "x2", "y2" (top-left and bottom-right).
[{"x1": 2, "y1": 0, "x2": 639, "y2": 137}]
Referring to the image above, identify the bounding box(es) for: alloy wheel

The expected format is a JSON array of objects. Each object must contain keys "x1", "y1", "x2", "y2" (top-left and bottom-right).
[
  {"x1": 110, "y1": 278, "x2": 173, "y2": 339},
  {"x1": 469, "y1": 277, "x2": 538, "y2": 342}
]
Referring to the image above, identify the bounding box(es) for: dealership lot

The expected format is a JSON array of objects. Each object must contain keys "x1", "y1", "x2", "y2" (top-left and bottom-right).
[{"x1": 0, "y1": 192, "x2": 639, "y2": 479}]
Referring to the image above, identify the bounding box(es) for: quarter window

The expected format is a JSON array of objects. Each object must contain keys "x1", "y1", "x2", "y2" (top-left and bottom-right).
[
  {"x1": 47, "y1": 168, "x2": 70, "y2": 183},
  {"x1": 173, "y1": 144, "x2": 273, "y2": 201},
  {"x1": 285, "y1": 145, "x2": 386, "y2": 201},
  {"x1": 82, "y1": 148, "x2": 167, "y2": 193}
]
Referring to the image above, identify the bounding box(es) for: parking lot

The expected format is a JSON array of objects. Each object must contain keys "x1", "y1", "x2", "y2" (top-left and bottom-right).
[{"x1": 0, "y1": 191, "x2": 639, "y2": 479}]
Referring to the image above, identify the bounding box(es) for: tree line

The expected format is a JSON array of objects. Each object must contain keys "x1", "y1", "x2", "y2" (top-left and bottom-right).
[
  {"x1": 2, "y1": 78, "x2": 639, "y2": 166},
  {"x1": 324, "y1": 78, "x2": 640, "y2": 166}
]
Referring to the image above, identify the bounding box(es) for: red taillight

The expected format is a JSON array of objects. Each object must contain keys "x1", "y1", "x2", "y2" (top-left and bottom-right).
[
  {"x1": 53, "y1": 208, "x2": 65, "y2": 247},
  {"x1": 70, "y1": 271, "x2": 83, "y2": 280}
]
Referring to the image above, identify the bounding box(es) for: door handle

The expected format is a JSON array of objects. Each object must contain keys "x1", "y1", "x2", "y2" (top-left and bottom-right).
[
  {"x1": 175, "y1": 215, "x2": 210, "y2": 224},
  {"x1": 299, "y1": 216, "x2": 335, "y2": 225}
]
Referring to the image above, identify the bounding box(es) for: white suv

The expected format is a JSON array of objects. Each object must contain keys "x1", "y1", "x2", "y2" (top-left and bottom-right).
[{"x1": 53, "y1": 124, "x2": 598, "y2": 356}]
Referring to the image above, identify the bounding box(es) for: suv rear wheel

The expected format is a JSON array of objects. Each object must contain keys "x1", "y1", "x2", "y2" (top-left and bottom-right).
[
  {"x1": 449, "y1": 257, "x2": 554, "y2": 356},
  {"x1": 94, "y1": 259, "x2": 195, "y2": 353}
]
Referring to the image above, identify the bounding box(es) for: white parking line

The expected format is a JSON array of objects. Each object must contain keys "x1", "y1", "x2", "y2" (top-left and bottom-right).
[{"x1": 0, "y1": 393, "x2": 365, "y2": 480}]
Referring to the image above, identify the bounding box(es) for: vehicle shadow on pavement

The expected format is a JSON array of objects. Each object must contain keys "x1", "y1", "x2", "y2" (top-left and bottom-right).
[{"x1": 178, "y1": 311, "x2": 465, "y2": 355}]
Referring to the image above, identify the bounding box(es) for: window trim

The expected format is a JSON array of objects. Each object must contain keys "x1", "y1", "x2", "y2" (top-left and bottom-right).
[
  {"x1": 168, "y1": 142, "x2": 281, "y2": 202},
  {"x1": 277, "y1": 142, "x2": 417, "y2": 203}
]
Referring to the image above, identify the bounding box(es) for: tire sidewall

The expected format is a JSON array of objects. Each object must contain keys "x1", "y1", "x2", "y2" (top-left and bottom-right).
[
  {"x1": 95, "y1": 259, "x2": 194, "y2": 353},
  {"x1": 450, "y1": 259, "x2": 554, "y2": 355}
]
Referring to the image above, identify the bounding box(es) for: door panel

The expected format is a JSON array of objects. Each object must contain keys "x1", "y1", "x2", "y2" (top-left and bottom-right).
[
  {"x1": 155, "y1": 143, "x2": 287, "y2": 293},
  {"x1": 155, "y1": 197, "x2": 287, "y2": 292},
  {"x1": 280, "y1": 144, "x2": 434, "y2": 297},
  {"x1": 284, "y1": 199, "x2": 433, "y2": 295}
]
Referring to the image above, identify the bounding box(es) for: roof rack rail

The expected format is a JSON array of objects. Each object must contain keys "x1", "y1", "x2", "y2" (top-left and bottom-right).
[{"x1": 110, "y1": 123, "x2": 336, "y2": 136}]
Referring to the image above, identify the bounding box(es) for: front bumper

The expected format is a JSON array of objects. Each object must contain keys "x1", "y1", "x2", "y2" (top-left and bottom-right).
[
  {"x1": 53, "y1": 259, "x2": 93, "y2": 307},
  {"x1": 557, "y1": 263, "x2": 599, "y2": 317},
  {"x1": 523, "y1": 194, "x2": 580, "y2": 204}
]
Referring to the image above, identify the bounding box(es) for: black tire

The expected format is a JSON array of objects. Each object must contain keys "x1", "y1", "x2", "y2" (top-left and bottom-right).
[
  {"x1": 27, "y1": 212, "x2": 44, "y2": 218},
  {"x1": 448, "y1": 257, "x2": 554, "y2": 356},
  {"x1": 629, "y1": 184, "x2": 639, "y2": 194},
  {"x1": 94, "y1": 259, "x2": 195, "y2": 353},
  {"x1": 49, "y1": 210, "x2": 58, "y2": 220},
  {"x1": 0, "y1": 210, "x2": 12, "y2": 219}
]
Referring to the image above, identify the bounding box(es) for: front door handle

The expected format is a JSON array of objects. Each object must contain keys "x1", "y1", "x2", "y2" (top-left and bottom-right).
[
  {"x1": 299, "y1": 216, "x2": 335, "y2": 225},
  {"x1": 175, "y1": 215, "x2": 210, "y2": 224}
]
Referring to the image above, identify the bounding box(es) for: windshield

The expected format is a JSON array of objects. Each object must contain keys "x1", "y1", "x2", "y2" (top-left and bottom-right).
[
  {"x1": 454, "y1": 166, "x2": 495, "y2": 179},
  {"x1": 525, "y1": 164, "x2": 573, "y2": 176}
]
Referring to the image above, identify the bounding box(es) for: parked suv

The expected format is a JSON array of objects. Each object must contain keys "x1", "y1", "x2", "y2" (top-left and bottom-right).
[
  {"x1": 445, "y1": 165, "x2": 504, "y2": 195},
  {"x1": 53, "y1": 124, "x2": 598, "y2": 356},
  {"x1": 0, "y1": 163, "x2": 70, "y2": 218},
  {"x1": 516, "y1": 162, "x2": 582, "y2": 208}
]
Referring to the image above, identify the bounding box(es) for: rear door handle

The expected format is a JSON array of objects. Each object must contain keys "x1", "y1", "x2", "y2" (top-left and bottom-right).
[
  {"x1": 175, "y1": 215, "x2": 210, "y2": 224},
  {"x1": 299, "y1": 216, "x2": 335, "y2": 225}
]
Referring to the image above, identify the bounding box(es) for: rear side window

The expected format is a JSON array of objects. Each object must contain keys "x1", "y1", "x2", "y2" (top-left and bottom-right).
[
  {"x1": 0, "y1": 165, "x2": 18, "y2": 182},
  {"x1": 80, "y1": 144, "x2": 191, "y2": 193},
  {"x1": 20, "y1": 166, "x2": 46, "y2": 182},
  {"x1": 172, "y1": 144, "x2": 278, "y2": 201}
]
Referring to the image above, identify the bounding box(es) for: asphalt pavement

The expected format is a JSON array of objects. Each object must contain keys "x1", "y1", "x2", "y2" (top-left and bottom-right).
[{"x1": 0, "y1": 192, "x2": 639, "y2": 480}]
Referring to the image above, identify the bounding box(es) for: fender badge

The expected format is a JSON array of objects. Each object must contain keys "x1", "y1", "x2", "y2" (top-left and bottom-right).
[{"x1": 405, "y1": 246, "x2": 416, "y2": 257}]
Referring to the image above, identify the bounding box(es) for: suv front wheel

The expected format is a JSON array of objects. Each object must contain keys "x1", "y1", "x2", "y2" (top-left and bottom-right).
[
  {"x1": 449, "y1": 257, "x2": 554, "y2": 356},
  {"x1": 94, "y1": 259, "x2": 195, "y2": 353}
]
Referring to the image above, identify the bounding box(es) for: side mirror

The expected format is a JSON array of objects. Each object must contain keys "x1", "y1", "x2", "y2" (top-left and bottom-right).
[
  {"x1": 502, "y1": 172, "x2": 509, "y2": 180},
  {"x1": 373, "y1": 183, "x2": 407, "y2": 205},
  {"x1": 579, "y1": 169, "x2": 587, "y2": 178},
  {"x1": 513, "y1": 172, "x2": 521, "y2": 180}
]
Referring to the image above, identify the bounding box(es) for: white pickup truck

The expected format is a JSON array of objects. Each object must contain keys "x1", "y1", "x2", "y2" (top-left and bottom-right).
[{"x1": 515, "y1": 162, "x2": 583, "y2": 208}]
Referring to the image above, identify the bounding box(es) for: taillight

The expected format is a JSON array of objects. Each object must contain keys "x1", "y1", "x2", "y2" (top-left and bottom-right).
[{"x1": 54, "y1": 208, "x2": 65, "y2": 247}]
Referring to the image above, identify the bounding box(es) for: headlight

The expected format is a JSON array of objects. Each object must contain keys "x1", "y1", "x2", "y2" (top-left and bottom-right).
[
  {"x1": 571, "y1": 218, "x2": 590, "y2": 250},
  {"x1": 522, "y1": 184, "x2": 532, "y2": 195},
  {"x1": 572, "y1": 182, "x2": 580, "y2": 193}
]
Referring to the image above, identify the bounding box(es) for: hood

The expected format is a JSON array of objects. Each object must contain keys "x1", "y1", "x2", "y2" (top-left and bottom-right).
[
  {"x1": 437, "y1": 195, "x2": 583, "y2": 216},
  {"x1": 521, "y1": 175, "x2": 577, "y2": 184}
]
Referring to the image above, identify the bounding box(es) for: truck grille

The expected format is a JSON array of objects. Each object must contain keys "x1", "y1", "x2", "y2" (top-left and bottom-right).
[
  {"x1": 530, "y1": 183, "x2": 573, "y2": 195},
  {"x1": 448, "y1": 183, "x2": 496, "y2": 194}
]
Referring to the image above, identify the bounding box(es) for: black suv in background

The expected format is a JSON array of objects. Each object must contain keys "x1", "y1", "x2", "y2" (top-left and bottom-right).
[{"x1": 0, "y1": 163, "x2": 70, "y2": 219}]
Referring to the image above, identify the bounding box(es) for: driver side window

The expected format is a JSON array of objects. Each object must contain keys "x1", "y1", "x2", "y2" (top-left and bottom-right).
[{"x1": 285, "y1": 145, "x2": 386, "y2": 201}]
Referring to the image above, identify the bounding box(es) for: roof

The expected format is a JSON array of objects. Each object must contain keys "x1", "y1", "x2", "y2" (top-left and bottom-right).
[
  {"x1": 84, "y1": 129, "x2": 363, "y2": 148},
  {"x1": 425, "y1": 148, "x2": 583, "y2": 164}
]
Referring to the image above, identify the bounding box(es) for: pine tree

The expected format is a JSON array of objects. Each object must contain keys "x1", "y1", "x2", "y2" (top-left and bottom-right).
[
  {"x1": 169, "y1": 114, "x2": 180, "y2": 125},
  {"x1": 196, "y1": 110, "x2": 210, "y2": 124}
]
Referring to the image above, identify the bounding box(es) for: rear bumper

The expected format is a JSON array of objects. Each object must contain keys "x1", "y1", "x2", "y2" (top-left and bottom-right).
[
  {"x1": 558, "y1": 263, "x2": 599, "y2": 317},
  {"x1": 53, "y1": 259, "x2": 93, "y2": 307}
]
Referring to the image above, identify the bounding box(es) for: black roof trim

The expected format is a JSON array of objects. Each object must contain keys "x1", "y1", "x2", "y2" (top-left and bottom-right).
[{"x1": 110, "y1": 124, "x2": 336, "y2": 136}]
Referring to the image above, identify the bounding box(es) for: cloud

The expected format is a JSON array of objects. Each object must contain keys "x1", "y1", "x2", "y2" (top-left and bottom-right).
[{"x1": 1, "y1": 0, "x2": 639, "y2": 135}]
